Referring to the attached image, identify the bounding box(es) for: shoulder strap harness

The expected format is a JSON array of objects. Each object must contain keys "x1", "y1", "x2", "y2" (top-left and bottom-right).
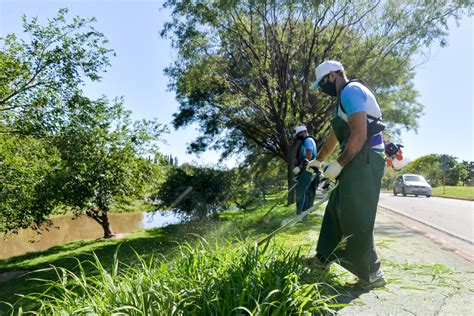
[{"x1": 337, "y1": 79, "x2": 386, "y2": 137}]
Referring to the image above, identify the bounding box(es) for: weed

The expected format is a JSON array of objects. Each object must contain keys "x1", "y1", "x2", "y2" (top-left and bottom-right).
[{"x1": 10, "y1": 240, "x2": 342, "y2": 315}]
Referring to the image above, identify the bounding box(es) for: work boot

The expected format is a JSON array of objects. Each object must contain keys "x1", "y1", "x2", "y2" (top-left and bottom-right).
[
  {"x1": 349, "y1": 270, "x2": 386, "y2": 290},
  {"x1": 304, "y1": 253, "x2": 331, "y2": 270}
]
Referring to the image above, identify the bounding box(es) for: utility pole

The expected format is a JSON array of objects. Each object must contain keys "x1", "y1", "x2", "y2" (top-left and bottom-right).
[
  {"x1": 440, "y1": 155, "x2": 449, "y2": 195},
  {"x1": 443, "y1": 170, "x2": 446, "y2": 194}
]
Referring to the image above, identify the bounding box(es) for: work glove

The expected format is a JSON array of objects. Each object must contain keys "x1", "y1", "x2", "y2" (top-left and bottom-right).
[
  {"x1": 292, "y1": 166, "x2": 301, "y2": 175},
  {"x1": 306, "y1": 159, "x2": 322, "y2": 171},
  {"x1": 302, "y1": 159, "x2": 309, "y2": 167},
  {"x1": 322, "y1": 161, "x2": 343, "y2": 180}
]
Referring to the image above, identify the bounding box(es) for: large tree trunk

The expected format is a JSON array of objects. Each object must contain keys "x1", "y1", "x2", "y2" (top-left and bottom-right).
[
  {"x1": 86, "y1": 208, "x2": 114, "y2": 238},
  {"x1": 286, "y1": 139, "x2": 299, "y2": 205}
]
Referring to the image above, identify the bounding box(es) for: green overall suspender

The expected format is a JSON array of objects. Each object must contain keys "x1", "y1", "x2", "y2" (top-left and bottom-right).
[{"x1": 316, "y1": 115, "x2": 385, "y2": 282}]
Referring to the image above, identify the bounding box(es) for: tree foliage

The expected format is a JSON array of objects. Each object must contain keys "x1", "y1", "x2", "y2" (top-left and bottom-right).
[
  {"x1": 403, "y1": 154, "x2": 467, "y2": 186},
  {"x1": 162, "y1": 0, "x2": 472, "y2": 189},
  {"x1": 381, "y1": 167, "x2": 400, "y2": 190},
  {"x1": 156, "y1": 165, "x2": 237, "y2": 219},
  {"x1": 460, "y1": 161, "x2": 473, "y2": 185},
  {"x1": 43, "y1": 96, "x2": 165, "y2": 237},
  {"x1": 0, "y1": 8, "x2": 113, "y2": 136},
  {"x1": 1, "y1": 94, "x2": 165, "y2": 237},
  {"x1": 240, "y1": 146, "x2": 287, "y2": 199},
  {"x1": 0, "y1": 10, "x2": 165, "y2": 237},
  {"x1": 0, "y1": 135, "x2": 59, "y2": 233}
]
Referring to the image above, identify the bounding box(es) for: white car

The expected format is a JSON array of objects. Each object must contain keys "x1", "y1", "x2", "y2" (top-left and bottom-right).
[{"x1": 393, "y1": 174, "x2": 432, "y2": 198}]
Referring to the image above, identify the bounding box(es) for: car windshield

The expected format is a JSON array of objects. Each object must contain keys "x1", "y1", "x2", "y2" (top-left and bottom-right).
[{"x1": 404, "y1": 175, "x2": 425, "y2": 182}]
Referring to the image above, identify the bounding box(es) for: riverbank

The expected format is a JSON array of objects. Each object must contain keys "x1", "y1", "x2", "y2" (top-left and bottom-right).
[
  {"x1": 1, "y1": 198, "x2": 327, "y2": 312},
  {"x1": 1, "y1": 194, "x2": 473, "y2": 314},
  {"x1": 0, "y1": 210, "x2": 182, "y2": 260},
  {"x1": 0, "y1": 216, "x2": 219, "y2": 311}
]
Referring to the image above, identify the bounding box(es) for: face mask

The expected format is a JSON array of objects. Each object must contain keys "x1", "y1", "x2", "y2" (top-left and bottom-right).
[
  {"x1": 297, "y1": 134, "x2": 305, "y2": 141},
  {"x1": 320, "y1": 80, "x2": 337, "y2": 97}
]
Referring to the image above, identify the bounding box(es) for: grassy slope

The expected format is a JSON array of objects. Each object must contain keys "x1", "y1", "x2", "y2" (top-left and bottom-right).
[{"x1": 0, "y1": 194, "x2": 336, "y2": 312}]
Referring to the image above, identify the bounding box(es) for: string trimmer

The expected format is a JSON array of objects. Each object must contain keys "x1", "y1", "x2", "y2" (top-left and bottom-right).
[{"x1": 256, "y1": 179, "x2": 338, "y2": 246}]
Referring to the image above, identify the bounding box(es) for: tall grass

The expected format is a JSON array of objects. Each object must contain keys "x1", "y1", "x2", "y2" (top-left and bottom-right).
[{"x1": 12, "y1": 239, "x2": 339, "y2": 315}]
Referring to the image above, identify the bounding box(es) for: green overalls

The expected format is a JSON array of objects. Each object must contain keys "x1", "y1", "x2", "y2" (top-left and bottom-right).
[
  {"x1": 295, "y1": 139, "x2": 318, "y2": 215},
  {"x1": 316, "y1": 116, "x2": 385, "y2": 282}
]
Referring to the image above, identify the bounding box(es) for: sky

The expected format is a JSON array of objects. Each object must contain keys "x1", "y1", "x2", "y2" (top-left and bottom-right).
[{"x1": 1, "y1": 0, "x2": 473, "y2": 166}]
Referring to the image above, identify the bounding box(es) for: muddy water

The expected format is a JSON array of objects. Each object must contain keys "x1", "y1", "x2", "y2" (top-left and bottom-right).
[{"x1": 0, "y1": 211, "x2": 182, "y2": 260}]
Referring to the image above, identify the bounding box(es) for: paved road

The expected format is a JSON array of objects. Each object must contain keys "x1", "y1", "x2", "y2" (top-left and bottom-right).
[{"x1": 378, "y1": 193, "x2": 474, "y2": 244}]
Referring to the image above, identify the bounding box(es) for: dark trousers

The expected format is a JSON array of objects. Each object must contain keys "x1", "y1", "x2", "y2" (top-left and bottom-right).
[{"x1": 316, "y1": 146, "x2": 385, "y2": 281}]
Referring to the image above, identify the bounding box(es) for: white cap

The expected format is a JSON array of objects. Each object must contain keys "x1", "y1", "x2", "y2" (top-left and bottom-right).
[
  {"x1": 310, "y1": 60, "x2": 344, "y2": 90},
  {"x1": 294, "y1": 125, "x2": 307, "y2": 137}
]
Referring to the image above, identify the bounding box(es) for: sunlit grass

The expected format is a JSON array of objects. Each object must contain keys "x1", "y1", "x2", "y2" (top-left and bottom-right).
[
  {"x1": 9, "y1": 240, "x2": 341, "y2": 315},
  {"x1": 432, "y1": 186, "x2": 474, "y2": 200},
  {"x1": 2, "y1": 188, "x2": 463, "y2": 314},
  {"x1": 1, "y1": 193, "x2": 335, "y2": 314}
]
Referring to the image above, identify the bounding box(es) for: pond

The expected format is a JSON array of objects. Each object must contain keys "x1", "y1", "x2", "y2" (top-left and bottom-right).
[{"x1": 0, "y1": 210, "x2": 183, "y2": 260}]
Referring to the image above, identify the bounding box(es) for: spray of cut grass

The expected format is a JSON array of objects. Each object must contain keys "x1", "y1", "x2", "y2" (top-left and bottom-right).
[
  {"x1": 10, "y1": 238, "x2": 340, "y2": 315},
  {"x1": 383, "y1": 261, "x2": 460, "y2": 289}
]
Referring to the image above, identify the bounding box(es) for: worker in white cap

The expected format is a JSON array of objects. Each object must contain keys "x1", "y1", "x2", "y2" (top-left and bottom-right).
[
  {"x1": 305, "y1": 60, "x2": 386, "y2": 290},
  {"x1": 292, "y1": 125, "x2": 318, "y2": 218}
]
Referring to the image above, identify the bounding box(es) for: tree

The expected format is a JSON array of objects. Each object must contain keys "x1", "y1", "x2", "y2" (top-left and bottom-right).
[
  {"x1": 161, "y1": 0, "x2": 472, "y2": 198},
  {"x1": 0, "y1": 10, "x2": 166, "y2": 238},
  {"x1": 156, "y1": 164, "x2": 236, "y2": 219},
  {"x1": 41, "y1": 96, "x2": 165, "y2": 238},
  {"x1": 404, "y1": 154, "x2": 466, "y2": 187},
  {"x1": 460, "y1": 161, "x2": 473, "y2": 186},
  {"x1": 241, "y1": 146, "x2": 287, "y2": 200},
  {"x1": 1, "y1": 97, "x2": 165, "y2": 238},
  {"x1": 0, "y1": 8, "x2": 113, "y2": 136},
  {"x1": 381, "y1": 167, "x2": 400, "y2": 190},
  {"x1": 404, "y1": 154, "x2": 442, "y2": 186},
  {"x1": 444, "y1": 157, "x2": 467, "y2": 186}
]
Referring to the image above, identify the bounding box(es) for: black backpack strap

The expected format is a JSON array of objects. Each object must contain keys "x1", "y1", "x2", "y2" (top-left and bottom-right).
[
  {"x1": 337, "y1": 79, "x2": 385, "y2": 136},
  {"x1": 302, "y1": 136, "x2": 320, "y2": 176},
  {"x1": 337, "y1": 79, "x2": 377, "y2": 118},
  {"x1": 303, "y1": 135, "x2": 317, "y2": 143},
  {"x1": 295, "y1": 136, "x2": 316, "y2": 164}
]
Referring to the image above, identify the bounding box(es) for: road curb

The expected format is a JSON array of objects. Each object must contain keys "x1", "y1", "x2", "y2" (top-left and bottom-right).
[
  {"x1": 378, "y1": 206, "x2": 474, "y2": 263},
  {"x1": 432, "y1": 195, "x2": 474, "y2": 202},
  {"x1": 378, "y1": 203, "x2": 473, "y2": 245}
]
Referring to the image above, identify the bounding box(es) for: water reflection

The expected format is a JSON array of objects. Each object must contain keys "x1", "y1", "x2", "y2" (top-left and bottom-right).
[
  {"x1": 141, "y1": 211, "x2": 184, "y2": 229},
  {"x1": 0, "y1": 210, "x2": 182, "y2": 260}
]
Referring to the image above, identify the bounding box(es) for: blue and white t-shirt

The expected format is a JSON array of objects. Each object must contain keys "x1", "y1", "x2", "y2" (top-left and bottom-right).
[
  {"x1": 337, "y1": 82, "x2": 384, "y2": 150},
  {"x1": 299, "y1": 137, "x2": 317, "y2": 160}
]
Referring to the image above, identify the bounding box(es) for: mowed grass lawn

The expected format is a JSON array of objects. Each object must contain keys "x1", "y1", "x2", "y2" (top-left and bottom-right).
[{"x1": 432, "y1": 186, "x2": 474, "y2": 200}]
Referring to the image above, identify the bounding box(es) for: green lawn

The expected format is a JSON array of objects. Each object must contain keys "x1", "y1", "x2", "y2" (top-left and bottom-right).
[{"x1": 432, "y1": 186, "x2": 474, "y2": 200}]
